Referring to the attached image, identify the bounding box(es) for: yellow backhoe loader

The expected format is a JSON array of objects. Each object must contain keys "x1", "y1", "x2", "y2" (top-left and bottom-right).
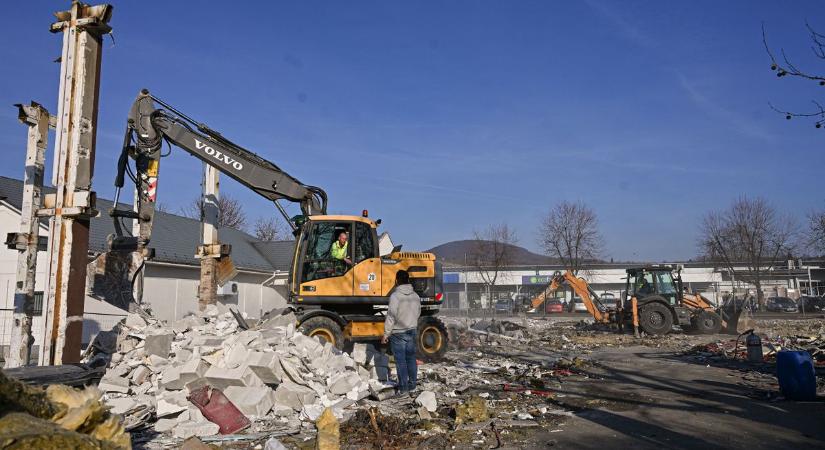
[{"x1": 529, "y1": 266, "x2": 742, "y2": 335}]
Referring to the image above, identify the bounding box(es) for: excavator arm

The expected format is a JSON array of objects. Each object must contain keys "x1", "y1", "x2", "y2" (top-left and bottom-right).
[
  {"x1": 529, "y1": 270, "x2": 612, "y2": 324},
  {"x1": 109, "y1": 89, "x2": 327, "y2": 253}
]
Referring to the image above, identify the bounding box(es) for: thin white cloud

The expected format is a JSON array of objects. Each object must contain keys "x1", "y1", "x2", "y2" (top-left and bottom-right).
[
  {"x1": 676, "y1": 72, "x2": 775, "y2": 141},
  {"x1": 583, "y1": 0, "x2": 655, "y2": 48}
]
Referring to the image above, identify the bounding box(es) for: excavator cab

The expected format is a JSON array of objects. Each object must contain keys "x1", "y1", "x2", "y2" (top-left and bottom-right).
[
  {"x1": 291, "y1": 215, "x2": 383, "y2": 300},
  {"x1": 625, "y1": 267, "x2": 682, "y2": 307}
]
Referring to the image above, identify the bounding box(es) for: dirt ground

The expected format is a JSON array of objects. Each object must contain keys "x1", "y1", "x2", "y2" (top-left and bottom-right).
[
  {"x1": 529, "y1": 345, "x2": 825, "y2": 449},
  {"x1": 358, "y1": 317, "x2": 825, "y2": 450},
  {"x1": 117, "y1": 316, "x2": 825, "y2": 449}
]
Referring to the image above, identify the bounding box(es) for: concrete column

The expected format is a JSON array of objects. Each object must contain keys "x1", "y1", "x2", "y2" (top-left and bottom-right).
[
  {"x1": 198, "y1": 163, "x2": 220, "y2": 310},
  {"x1": 7, "y1": 103, "x2": 51, "y2": 368},
  {"x1": 41, "y1": 2, "x2": 112, "y2": 365}
]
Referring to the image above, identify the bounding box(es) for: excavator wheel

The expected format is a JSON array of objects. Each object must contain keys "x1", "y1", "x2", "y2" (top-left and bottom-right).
[
  {"x1": 417, "y1": 316, "x2": 449, "y2": 362},
  {"x1": 691, "y1": 310, "x2": 722, "y2": 334},
  {"x1": 638, "y1": 301, "x2": 674, "y2": 335},
  {"x1": 298, "y1": 316, "x2": 344, "y2": 349}
]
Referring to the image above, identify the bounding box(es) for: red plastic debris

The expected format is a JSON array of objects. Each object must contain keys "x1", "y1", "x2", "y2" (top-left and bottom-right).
[
  {"x1": 502, "y1": 383, "x2": 554, "y2": 397},
  {"x1": 187, "y1": 385, "x2": 251, "y2": 434}
]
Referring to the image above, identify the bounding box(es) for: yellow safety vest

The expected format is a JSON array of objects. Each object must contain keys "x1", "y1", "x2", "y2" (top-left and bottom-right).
[{"x1": 331, "y1": 241, "x2": 348, "y2": 260}]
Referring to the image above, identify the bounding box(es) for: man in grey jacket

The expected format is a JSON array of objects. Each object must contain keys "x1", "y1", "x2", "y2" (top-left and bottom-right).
[{"x1": 380, "y1": 270, "x2": 421, "y2": 393}]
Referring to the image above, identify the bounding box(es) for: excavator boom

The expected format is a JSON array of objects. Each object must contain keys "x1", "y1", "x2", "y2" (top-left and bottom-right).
[{"x1": 110, "y1": 89, "x2": 327, "y2": 252}]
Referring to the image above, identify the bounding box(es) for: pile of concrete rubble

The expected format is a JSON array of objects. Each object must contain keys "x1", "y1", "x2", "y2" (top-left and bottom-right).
[{"x1": 86, "y1": 305, "x2": 395, "y2": 441}]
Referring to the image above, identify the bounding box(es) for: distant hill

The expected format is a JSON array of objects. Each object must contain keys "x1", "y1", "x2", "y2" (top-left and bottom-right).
[{"x1": 427, "y1": 240, "x2": 558, "y2": 266}]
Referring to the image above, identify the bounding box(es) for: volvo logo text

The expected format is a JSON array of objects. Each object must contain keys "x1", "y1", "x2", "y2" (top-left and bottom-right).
[{"x1": 194, "y1": 139, "x2": 243, "y2": 171}]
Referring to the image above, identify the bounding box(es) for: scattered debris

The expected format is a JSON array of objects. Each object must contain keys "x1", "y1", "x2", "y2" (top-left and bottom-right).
[
  {"x1": 88, "y1": 304, "x2": 391, "y2": 445},
  {"x1": 0, "y1": 367, "x2": 130, "y2": 448}
]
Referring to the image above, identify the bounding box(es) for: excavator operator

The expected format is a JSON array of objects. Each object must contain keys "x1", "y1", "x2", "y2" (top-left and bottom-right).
[
  {"x1": 331, "y1": 230, "x2": 353, "y2": 273},
  {"x1": 638, "y1": 277, "x2": 653, "y2": 296}
]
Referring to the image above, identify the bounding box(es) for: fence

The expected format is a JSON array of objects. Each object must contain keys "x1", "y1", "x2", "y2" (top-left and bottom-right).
[
  {"x1": 0, "y1": 308, "x2": 40, "y2": 365},
  {"x1": 438, "y1": 287, "x2": 589, "y2": 319}
]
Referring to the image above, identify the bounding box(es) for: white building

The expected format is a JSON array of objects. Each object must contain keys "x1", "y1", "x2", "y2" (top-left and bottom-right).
[
  {"x1": 0, "y1": 176, "x2": 292, "y2": 363},
  {"x1": 442, "y1": 261, "x2": 825, "y2": 310}
]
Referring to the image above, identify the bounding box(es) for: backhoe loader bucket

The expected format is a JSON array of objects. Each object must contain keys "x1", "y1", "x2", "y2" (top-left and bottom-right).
[{"x1": 719, "y1": 302, "x2": 750, "y2": 334}]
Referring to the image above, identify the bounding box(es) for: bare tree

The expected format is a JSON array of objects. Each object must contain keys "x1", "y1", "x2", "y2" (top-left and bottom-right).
[
  {"x1": 809, "y1": 207, "x2": 825, "y2": 256},
  {"x1": 181, "y1": 194, "x2": 248, "y2": 230},
  {"x1": 253, "y1": 216, "x2": 292, "y2": 241},
  {"x1": 468, "y1": 223, "x2": 518, "y2": 309},
  {"x1": 699, "y1": 196, "x2": 797, "y2": 309},
  {"x1": 539, "y1": 201, "x2": 603, "y2": 275},
  {"x1": 763, "y1": 22, "x2": 825, "y2": 126}
]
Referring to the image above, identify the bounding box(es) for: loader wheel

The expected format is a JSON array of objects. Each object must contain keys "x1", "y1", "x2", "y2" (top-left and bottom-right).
[
  {"x1": 298, "y1": 316, "x2": 344, "y2": 349},
  {"x1": 692, "y1": 310, "x2": 722, "y2": 334},
  {"x1": 638, "y1": 302, "x2": 674, "y2": 335},
  {"x1": 417, "y1": 316, "x2": 448, "y2": 362}
]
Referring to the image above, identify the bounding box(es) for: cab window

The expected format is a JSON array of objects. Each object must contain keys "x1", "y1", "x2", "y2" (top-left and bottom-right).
[
  {"x1": 354, "y1": 222, "x2": 376, "y2": 264},
  {"x1": 654, "y1": 271, "x2": 676, "y2": 295},
  {"x1": 301, "y1": 222, "x2": 352, "y2": 282},
  {"x1": 632, "y1": 272, "x2": 654, "y2": 296}
]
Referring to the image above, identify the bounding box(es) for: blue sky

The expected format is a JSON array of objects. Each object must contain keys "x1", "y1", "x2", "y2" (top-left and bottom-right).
[{"x1": 1, "y1": 1, "x2": 823, "y2": 261}]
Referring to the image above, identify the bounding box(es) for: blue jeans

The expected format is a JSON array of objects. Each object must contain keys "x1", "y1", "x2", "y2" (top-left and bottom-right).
[{"x1": 389, "y1": 329, "x2": 417, "y2": 392}]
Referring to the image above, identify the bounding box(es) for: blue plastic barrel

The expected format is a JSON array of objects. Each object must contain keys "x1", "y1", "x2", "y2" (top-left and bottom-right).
[{"x1": 776, "y1": 350, "x2": 816, "y2": 401}]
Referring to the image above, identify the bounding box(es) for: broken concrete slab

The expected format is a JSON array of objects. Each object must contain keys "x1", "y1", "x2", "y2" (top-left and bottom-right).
[
  {"x1": 157, "y1": 390, "x2": 189, "y2": 417},
  {"x1": 162, "y1": 358, "x2": 209, "y2": 390},
  {"x1": 260, "y1": 311, "x2": 296, "y2": 330},
  {"x1": 351, "y1": 343, "x2": 369, "y2": 366},
  {"x1": 291, "y1": 333, "x2": 323, "y2": 355},
  {"x1": 224, "y1": 386, "x2": 275, "y2": 417},
  {"x1": 273, "y1": 380, "x2": 319, "y2": 411},
  {"x1": 106, "y1": 397, "x2": 138, "y2": 415},
  {"x1": 204, "y1": 365, "x2": 264, "y2": 390},
  {"x1": 300, "y1": 404, "x2": 325, "y2": 421},
  {"x1": 154, "y1": 417, "x2": 178, "y2": 433},
  {"x1": 148, "y1": 354, "x2": 169, "y2": 368},
  {"x1": 145, "y1": 333, "x2": 174, "y2": 358},
  {"x1": 372, "y1": 352, "x2": 390, "y2": 381},
  {"x1": 125, "y1": 313, "x2": 147, "y2": 329},
  {"x1": 246, "y1": 351, "x2": 280, "y2": 384},
  {"x1": 279, "y1": 356, "x2": 308, "y2": 386},
  {"x1": 172, "y1": 420, "x2": 220, "y2": 439},
  {"x1": 328, "y1": 372, "x2": 362, "y2": 395},
  {"x1": 131, "y1": 365, "x2": 151, "y2": 385},
  {"x1": 223, "y1": 342, "x2": 250, "y2": 369},
  {"x1": 98, "y1": 375, "x2": 130, "y2": 393}
]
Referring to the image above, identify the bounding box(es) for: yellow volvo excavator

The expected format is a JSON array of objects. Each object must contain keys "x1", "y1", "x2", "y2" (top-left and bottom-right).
[
  {"x1": 106, "y1": 90, "x2": 449, "y2": 360},
  {"x1": 529, "y1": 266, "x2": 742, "y2": 335}
]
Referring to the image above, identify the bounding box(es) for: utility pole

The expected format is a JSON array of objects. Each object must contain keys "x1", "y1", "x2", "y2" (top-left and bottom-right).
[
  {"x1": 40, "y1": 2, "x2": 112, "y2": 365},
  {"x1": 6, "y1": 103, "x2": 52, "y2": 368}
]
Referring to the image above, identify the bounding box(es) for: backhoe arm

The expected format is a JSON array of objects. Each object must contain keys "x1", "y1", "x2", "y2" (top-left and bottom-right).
[
  {"x1": 529, "y1": 270, "x2": 610, "y2": 323},
  {"x1": 110, "y1": 89, "x2": 327, "y2": 253}
]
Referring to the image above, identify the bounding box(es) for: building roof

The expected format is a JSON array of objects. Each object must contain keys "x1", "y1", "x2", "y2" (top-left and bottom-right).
[{"x1": 0, "y1": 176, "x2": 294, "y2": 273}]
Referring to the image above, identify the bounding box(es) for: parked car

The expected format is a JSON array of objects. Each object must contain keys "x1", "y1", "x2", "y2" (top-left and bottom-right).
[
  {"x1": 766, "y1": 297, "x2": 798, "y2": 313},
  {"x1": 545, "y1": 299, "x2": 564, "y2": 314},
  {"x1": 600, "y1": 292, "x2": 617, "y2": 310},
  {"x1": 569, "y1": 297, "x2": 588, "y2": 313},
  {"x1": 495, "y1": 298, "x2": 513, "y2": 313},
  {"x1": 512, "y1": 294, "x2": 531, "y2": 312},
  {"x1": 797, "y1": 296, "x2": 825, "y2": 312}
]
